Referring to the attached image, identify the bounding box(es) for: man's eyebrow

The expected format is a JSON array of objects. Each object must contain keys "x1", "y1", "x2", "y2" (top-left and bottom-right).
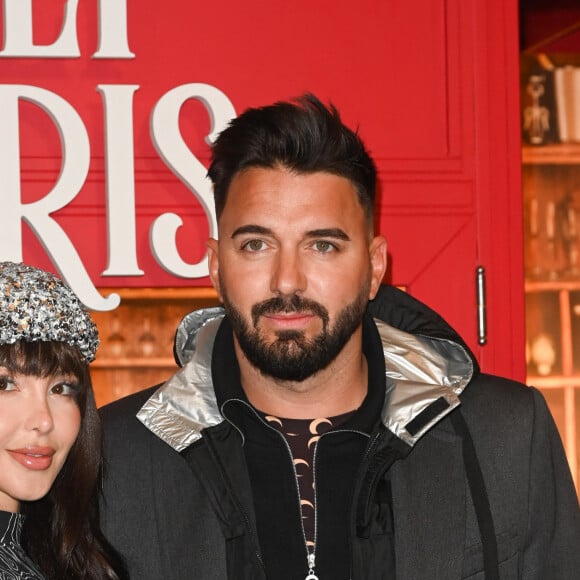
[
  {"x1": 305, "y1": 228, "x2": 351, "y2": 241},
  {"x1": 230, "y1": 225, "x2": 351, "y2": 241},
  {"x1": 231, "y1": 225, "x2": 273, "y2": 238}
]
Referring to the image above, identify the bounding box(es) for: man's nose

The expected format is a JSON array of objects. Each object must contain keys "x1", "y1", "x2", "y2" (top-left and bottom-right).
[{"x1": 270, "y1": 249, "x2": 307, "y2": 296}]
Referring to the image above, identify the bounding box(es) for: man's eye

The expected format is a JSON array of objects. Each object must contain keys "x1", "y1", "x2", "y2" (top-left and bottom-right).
[
  {"x1": 0, "y1": 376, "x2": 16, "y2": 391},
  {"x1": 242, "y1": 239, "x2": 267, "y2": 252},
  {"x1": 313, "y1": 240, "x2": 337, "y2": 253},
  {"x1": 50, "y1": 382, "x2": 79, "y2": 397}
]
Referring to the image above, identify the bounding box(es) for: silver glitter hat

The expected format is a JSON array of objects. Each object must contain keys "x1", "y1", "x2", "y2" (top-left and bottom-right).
[{"x1": 0, "y1": 262, "x2": 99, "y2": 363}]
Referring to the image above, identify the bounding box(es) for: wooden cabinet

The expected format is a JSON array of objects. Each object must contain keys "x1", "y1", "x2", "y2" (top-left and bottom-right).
[
  {"x1": 89, "y1": 288, "x2": 220, "y2": 407},
  {"x1": 523, "y1": 144, "x2": 580, "y2": 489}
]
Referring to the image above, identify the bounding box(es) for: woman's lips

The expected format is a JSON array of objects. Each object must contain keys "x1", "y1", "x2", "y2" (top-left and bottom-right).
[{"x1": 7, "y1": 447, "x2": 55, "y2": 470}]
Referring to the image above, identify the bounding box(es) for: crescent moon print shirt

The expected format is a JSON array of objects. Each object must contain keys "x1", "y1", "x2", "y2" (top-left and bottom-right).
[
  {"x1": 0, "y1": 511, "x2": 44, "y2": 579},
  {"x1": 264, "y1": 411, "x2": 354, "y2": 548}
]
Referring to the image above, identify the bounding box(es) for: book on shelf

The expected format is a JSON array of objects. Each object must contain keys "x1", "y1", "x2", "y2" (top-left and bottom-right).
[
  {"x1": 554, "y1": 65, "x2": 580, "y2": 143},
  {"x1": 521, "y1": 54, "x2": 580, "y2": 146}
]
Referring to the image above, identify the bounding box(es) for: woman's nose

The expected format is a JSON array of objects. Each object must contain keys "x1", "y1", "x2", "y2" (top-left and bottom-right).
[{"x1": 25, "y1": 393, "x2": 54, "y2": 434}]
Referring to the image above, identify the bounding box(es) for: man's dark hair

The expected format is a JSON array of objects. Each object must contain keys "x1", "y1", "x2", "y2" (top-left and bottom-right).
[{"x1": 208, "y1": 93, "x2": 377, "y2": 225}]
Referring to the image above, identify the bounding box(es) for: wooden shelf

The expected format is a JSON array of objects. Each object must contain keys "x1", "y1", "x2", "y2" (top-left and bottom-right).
[
  {"x1": 526, "y1": 280, "x2": 580, "y2": 292},
  {"x1": 88, "y1": 289, "x2": 221, "y2": 406},
  {"x1": 522, "y1": 143, "x2": 580, "y2": 165},
  {"x1": 528, "y1": 375, "x2": 580, "y2": 388},
  {"x1": 96, "y1": 286, "x2": 219, "y2": 301},
  {"x1": 93, "y1": 357, "x2": 177, "y2": 369}
]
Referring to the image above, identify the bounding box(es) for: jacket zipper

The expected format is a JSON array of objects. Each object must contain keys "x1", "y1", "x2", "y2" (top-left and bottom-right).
[
  {"x1": 304, "y1": 427, "x2": 372, "y2": 580},
  {"x1": 225, "y1": 400, "x2": 371, "y2": 580},
  {"x1": 305, "y1": 552, "x2": 318, "y2": 580},
  {"x1": 307, "y1": 433, "x2": 320, "y2": 580},
  {"x1": 308, "y1": 428, "x2": 371, "y2": 580},
  {"x1": 276, "y1": 425, "x2": 317, "y2": 579},
  {"x1": 243, "y1": 404, "x2": 320, "y2": 579}
]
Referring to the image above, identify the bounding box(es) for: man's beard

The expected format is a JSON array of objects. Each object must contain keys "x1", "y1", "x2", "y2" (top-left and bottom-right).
[{"x1": 221, "y1": 280, "x2": 370, "y2": 382}]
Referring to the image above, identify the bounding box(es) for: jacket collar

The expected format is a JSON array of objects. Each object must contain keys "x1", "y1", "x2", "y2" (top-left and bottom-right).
[{"x1": 137, "y1": 301, "x2": 473, "y2": 452}]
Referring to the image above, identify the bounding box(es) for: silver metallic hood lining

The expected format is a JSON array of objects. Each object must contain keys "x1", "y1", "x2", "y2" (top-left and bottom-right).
[
  {"x1": 377, "y1": 322, "x2": 472, "y2": 446},
  {"x1": 137, "y1": 308, "x2": 473, "y2": 451},
  {"x1": 137, "y1": 313, "x2": 224, "y2": 451}
]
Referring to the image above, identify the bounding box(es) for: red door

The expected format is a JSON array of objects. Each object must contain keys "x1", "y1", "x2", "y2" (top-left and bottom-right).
[{"x1": 375, "y1": 0, "x2": 524, "y2": 379}]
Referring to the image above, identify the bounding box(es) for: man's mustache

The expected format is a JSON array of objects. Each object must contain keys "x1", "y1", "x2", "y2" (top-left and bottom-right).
[{"x1": 251, "y1": 295, "x2": 329, "y2": 327}]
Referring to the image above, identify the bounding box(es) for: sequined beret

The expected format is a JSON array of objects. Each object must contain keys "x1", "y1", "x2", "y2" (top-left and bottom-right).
[{"x1": 0, "y1": 262, "x2": 99, "y2": 363}]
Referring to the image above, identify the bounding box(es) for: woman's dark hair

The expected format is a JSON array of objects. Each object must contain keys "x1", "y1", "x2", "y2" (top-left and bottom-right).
[
  {"x1": 0, "y1": 341, "x2": 127, "y2": 580},
  {"x1": 208, "y1": 93, "x2": 377, "y2": 228}
]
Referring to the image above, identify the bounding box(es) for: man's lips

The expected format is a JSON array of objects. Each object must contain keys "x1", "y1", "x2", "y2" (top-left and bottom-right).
[
  {"x1": 262, "y1": 312, "x2": 316, "y2": 326},
  {"x1": 7, "y1": 447, "x2": 56, "y2": 471}
]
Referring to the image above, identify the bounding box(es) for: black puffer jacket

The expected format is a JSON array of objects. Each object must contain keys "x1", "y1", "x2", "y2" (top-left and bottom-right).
[{"x1": 100, "y1": 285, "x2": 580, "y2": 579}]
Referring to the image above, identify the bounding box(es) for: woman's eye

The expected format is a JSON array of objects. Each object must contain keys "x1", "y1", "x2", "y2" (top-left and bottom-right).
[
  {"x1": 50, "y1": 382, "x2": 79, "y2": 397},
  {"x1": 242, "y1": 239, "x2": 266, "y2": 252},
  {"x1": 0, "y1": 376, "x2": 16, "y2": 391}
]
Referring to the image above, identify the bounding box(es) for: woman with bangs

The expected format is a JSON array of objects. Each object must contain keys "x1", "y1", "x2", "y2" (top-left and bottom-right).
[{"x1": 0, "y1": 262, "x2": 126, "y2": 580}]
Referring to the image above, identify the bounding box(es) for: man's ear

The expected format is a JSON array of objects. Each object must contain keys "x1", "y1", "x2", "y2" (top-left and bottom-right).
[
  {"x1": 206, "y1": 238, "x2": 222, "y2": 300},
  {"x1": 368, "y1": 235, "x2": 387, "y2": 300}
]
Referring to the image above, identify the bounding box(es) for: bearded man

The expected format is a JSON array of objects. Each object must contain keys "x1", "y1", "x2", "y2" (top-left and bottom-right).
[{"x1": 100, "y1": 95, "x2": 580, "y2": 580}]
